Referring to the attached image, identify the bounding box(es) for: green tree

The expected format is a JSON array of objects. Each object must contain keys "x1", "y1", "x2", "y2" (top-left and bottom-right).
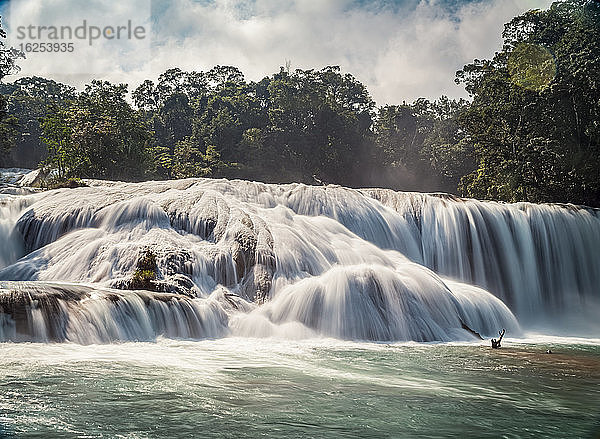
[
  {"x1": 42, "y1": 80, "x2": 152, "y2": 181},
  {"x1": 1, "y1": 77, "x2": 76, "y2": 167},
  {"x1": 0, "y1": 16, "x2": 24, "y2": 83},
  {"x1": 197, "y1": 74, "x2": 266, "y2": 166},
  {"x1": 171, "y1": 137, "x2": 228, "y2": 179},
  {"x1": 456, "y1": 0, "x2": 600, "y2": 206},
  {"x1": 0, "y1": 94, "x2": 18, "y2": 166},
  {"x1": 420, "y1": 97, "x2": 474, "y2": 191},
  {"x1": 133, "y1": 68, "x2": 212, "y2": 178},
  {"x1": 372, "y1": 97, "x2": 471, "y2": 192},
  {"x1": 0, "y1": 16, "x2": 24, "y2": 166},
  {"x1": 265, "y1": 66, "x2": 374, "y2": 185}
]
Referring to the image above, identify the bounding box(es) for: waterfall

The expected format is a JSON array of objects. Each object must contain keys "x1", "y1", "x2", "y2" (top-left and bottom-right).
[
  {"x1": 0, "y1": 281, "x2": 229, "y2": 344},
  {"x1": 0, "y1": 169, "x2": 37, "y2": 269},
  {"x1": 0, "y1": 195, "x2": 29, "y2": 270},
  {"x1": 365, "y1": 189, "x2": 600, "y2": 319},
  {"x1": 232, "y1": 265, "x2": 518, "y2": 341},
  {"x1": 0, "y1": 171, "x2": 598, "y2": 343}
]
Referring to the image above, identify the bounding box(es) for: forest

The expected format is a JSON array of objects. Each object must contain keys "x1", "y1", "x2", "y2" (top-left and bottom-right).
[{"x1": 1, "y1": 0, "x2": 599, "y2": 206}]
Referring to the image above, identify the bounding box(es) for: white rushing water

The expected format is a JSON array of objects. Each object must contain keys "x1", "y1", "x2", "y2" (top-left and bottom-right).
[{"x1": 0, "y1": 171, "x2": 598, "y2": 343}]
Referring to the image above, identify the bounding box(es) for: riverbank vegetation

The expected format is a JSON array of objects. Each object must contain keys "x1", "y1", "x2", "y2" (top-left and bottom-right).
[{"x1": 1, "y1": 0, "x2": 598, "y2": 206}]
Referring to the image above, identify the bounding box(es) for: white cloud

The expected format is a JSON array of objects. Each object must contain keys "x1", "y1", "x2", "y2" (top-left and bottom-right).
[{"x1": 4, "y1": 0, "x2": 553, "y2": 104}]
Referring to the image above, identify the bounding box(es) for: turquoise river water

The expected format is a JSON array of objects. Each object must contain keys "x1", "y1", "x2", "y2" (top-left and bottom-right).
[{"x1": 1, "y1": 337, "x2": 599, "y2": 438}]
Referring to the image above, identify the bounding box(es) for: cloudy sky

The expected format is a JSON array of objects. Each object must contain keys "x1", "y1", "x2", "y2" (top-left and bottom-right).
[{"x1": 2, "y1": 0, "x2": 552, "y2": 104}]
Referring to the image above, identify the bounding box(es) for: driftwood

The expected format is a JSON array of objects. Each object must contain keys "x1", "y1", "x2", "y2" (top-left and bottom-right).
[
  {"x1": 491, "y1": 329, "x2": 506, "y2": 349},
  {"x1": 460, "y1": 319, "x2": 483, "y2": 340}
]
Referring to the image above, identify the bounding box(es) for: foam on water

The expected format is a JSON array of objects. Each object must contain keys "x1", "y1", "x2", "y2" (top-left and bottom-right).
[{"x1": 0, "y1": 336, "x2": 598, "y2": 438}]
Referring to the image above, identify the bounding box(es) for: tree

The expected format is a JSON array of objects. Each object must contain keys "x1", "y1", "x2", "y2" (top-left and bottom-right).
[
  {"x1": 0, "y1": 94, "x2": 18, "y2": 166},
  {"x1": 132, "y1": 69, "x2": 212, "y2": 178},
  {"x1": 372, "y1": 97, "x2": 471, "y2": 192},
  {"x1": 0, "y1": 16, "x2": 24, "y2": 83},
  {"x1": 1, "y1": 77, "x2": 76, "y2": 167},
  {"x1": 197, "y1": 75, "x2": 266, "y2": 167},
  {"x1": 42, "y1": 80, "x2": 153, "y2": 181},
  {"x1": 420, "y1": 97, "x2": 474, "y2": 191},
  {"x1": 171, "y1": 137, "x2": 228, "y2": 179},
  {"x1": 132, "y1": 66, "x2": 270, "y2": 181},
  {"x1": 0, "y1": 16, "x2": 24, "y2": 166},
  {"x1": 265, "y1": 66, "x2": 375, "y2": 185},
  {"x1": 456, "y1": 0, "x2": 600, "y2": 206}
]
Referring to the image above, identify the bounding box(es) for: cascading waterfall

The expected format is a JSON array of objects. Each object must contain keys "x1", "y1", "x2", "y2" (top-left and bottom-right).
[
  {"x1": 0, "y1": 197, "x2": 25, "y2": 268},
  {"x1": 232, "y1": 265, "x2": 517, "y2": 342},
  {"x1": 0, "y1": 281, "x2": 229, "y2": 343},
  {"x1": 0, "y1": 170, "x2": 598, "y2": 343},
  {"x1": 365, "y1": 189, "x2": 600, "y2": 318},
  {"x1": 0, "y1": 169, "x2": 34, "y2": 269}
]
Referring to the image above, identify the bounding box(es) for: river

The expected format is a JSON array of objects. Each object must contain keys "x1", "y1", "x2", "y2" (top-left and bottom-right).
[{"x1": 1, "y1": 169, "x2": 599, "y2": 437}]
